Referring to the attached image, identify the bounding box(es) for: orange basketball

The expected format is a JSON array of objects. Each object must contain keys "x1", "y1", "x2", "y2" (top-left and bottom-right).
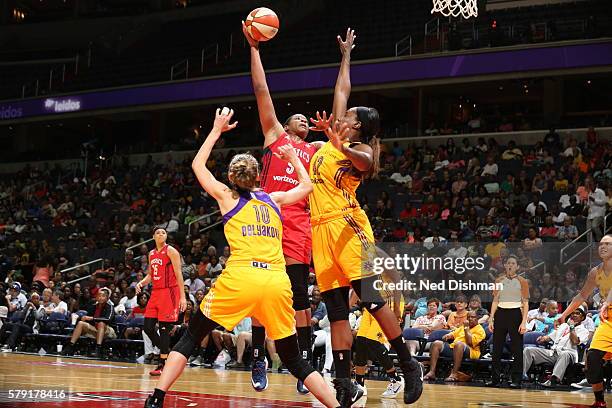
[{"x1": 245, "y1": 7, "x2": 279, "y2": 41}]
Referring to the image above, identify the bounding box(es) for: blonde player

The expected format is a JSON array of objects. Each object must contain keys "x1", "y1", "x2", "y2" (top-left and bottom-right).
[
  {"x1": 307, "y1": 28, "x2": 423, "y2": 406},
  {"x1": 556, "y1": 234, "x2": 612, "y2": 408},
  {"x1": 143, "y1": 108, "x2": 339, "y2": 408}
]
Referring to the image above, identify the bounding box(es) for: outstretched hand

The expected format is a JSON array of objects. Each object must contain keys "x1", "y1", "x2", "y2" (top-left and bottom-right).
[
  {"x1": 338, "y1": 27, "x2": 356, "y2": 57},
  {"x1": 324, "y1": 121, "x2": 351, "y2": 152},
  {"x1": 213, "y1": 108, "x2": 238, "y2": 134},
  {"x1": 273, "y1": 144, "x2": 298, "y2": 162},
  {"x1": 242, "y1": 21, "x2": 259, "y2": 49},
  {"x1": 309, "y1": 111, "x2": 334, "y2": 132}
]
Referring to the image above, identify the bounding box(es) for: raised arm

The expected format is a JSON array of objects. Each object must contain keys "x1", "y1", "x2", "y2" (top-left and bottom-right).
[
  {"x1": 269, "y1": 145, "x2": 313, "y2": 207},
  {"x1": 324, "y1": 121, "x2": 374, "y2": 172},
  {"x1": 242, "y1": 22, "x2": 284, "y2": 148},
  {"x1": 332, "y1": 28, "x2": 356, "y2": 122},
  {"x1": 192, "y1": 108, "x2": 238, "y2": 212}
]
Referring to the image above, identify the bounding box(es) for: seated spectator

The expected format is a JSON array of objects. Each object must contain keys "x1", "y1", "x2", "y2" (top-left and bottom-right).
[
  {"x1": 407, "y1": 298, "x2": 446, "y2": 354},
  {"x1": 561, "y1": 138, "x2": 581, "y2": 158},
  {"x1": 185, "y1": 269, "x2": 206, "y2": 295},
  {"x1": 468, "y1": 295, "x2": 490, "y2": 325},
  {"x1": 124, "y1": 293, "x2": 148, "y2": 340},
  {"x1": 373, "y1": 199, "x2": 393, "y2": 220},
  {"x1": 5, "y1": 283, "x2": 27, "y2": 316},
  {"x1": 424, "y1": 122, "x2": 439, "y2": 136},
  {"x1": 523, "y1": 306, "x2": 589, "y2": 388},
  {"x1": 523, "y1": 227, "x2": 543, "y2": 254},
  {"x1": 539, "y1": 217, "x2": 559, "y2": 240},
  {"x1": 502, "y1": 141, "x2": 523, "y2": 160},
  {"x1": 534, "y1": 300, "x2": 560, "y2": 334},
  {"x1": 62, "y1": 288, "x2": 116, "y2": 358},
  {"x1": 205, "y1": 256, "x2": 223, "y2": 280},
  {"x1": 446, "y1": 295, "x2": 469, "y2": 329},
  {"x1": 0, "y1": 292, "x2": 43, "y2": 352},
  {"x1": 481, "y1": 156, "x2": 499, "y2": 177},
  {"x1": 399, "y1": 202, "x2": 418, "y2": 220},
  {"x1": 477, "y1": 216, "x2": 500, "y2": 240},
  {"x1": 43, "y1": 290, "x2": 68, "y2": 316},
  {"x1": 118, "y1": 287, "x2": 138, "y2": 314},
  {"x1": 543, "y1": 128, "x2": 561, "y2": 152},
  {"x1": 554, "y1": 173, "x2": 569, "y2": 192},
  {"x1": 423, "y1": 311, "x2": 486, "y2": 381},
  {"x1": 557, "y1": 217, "x2": 579, "y2": 241},
  {"x1": 526, "y1": 297, "x2": 549, "y2": 331},
  {"x1": 525, "y1": 193, "x2": 548, "y2": 216}
]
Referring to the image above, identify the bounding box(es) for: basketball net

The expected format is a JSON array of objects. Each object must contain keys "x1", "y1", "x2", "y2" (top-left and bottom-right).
[{"x1": 431, "y1": 0, "x2": 478, "y2": 19}]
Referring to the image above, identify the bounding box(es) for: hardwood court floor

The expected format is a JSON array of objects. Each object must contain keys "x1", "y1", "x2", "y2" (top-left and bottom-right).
[{"x1": 0, "y1": 353, "x2": 600, "y2": 407}]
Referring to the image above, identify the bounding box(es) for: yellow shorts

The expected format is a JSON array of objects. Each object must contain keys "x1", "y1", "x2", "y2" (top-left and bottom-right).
[
  {"x1": 200, "y1": 265, "x2": 295, "y2": 340},
  {"x1": 312, "y1": 208, "x2": 376, "y2": 292},
  {"x1": 357, "y1": 309, "x2": 387, "y2": 344},
  {"x1": 591, "y1": 318, "x2": 612, "y2": 354}
]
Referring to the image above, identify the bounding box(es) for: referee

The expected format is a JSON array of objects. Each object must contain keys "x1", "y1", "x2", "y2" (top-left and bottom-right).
[{"x1": 486, "y1": 254, "x2": 530, "y2": 388}]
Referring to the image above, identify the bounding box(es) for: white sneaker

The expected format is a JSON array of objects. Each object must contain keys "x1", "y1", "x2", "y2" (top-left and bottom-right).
[
  {"x1": 381, "y1": 378, "x2": 404, "y2": 398},
  {"x1": 0, "y1": 345, "x2": 12, "y2": 353},
  {"x1": 354, "y1": 382, "x2": 367, "y2": 396},
  {"x1": 571, "y1": 378, "x2": 591, "y2": 389},
  {"x1": 189, "y1": 356, "x2": 202, "y2": 366},
  {"x1": 214, "y1": 350, "x2": 231, "y2": 367}
]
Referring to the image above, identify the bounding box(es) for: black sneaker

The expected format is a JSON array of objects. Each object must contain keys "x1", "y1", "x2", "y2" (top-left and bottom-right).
[
  {"x1": 333, "y1": 378, "x2": 363, "y2": 408},
  {"x1": 61, "y1": 344, "x2": 74, "y2": 356},
  {"x1": 402, "y1": 358, "x2": 424, "y2": 404},
  {"x1": 144, "y1": 395, "x2": 163, "y2": 408}
]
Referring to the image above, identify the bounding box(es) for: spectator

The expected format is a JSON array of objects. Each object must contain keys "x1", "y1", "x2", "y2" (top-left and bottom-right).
[
  {"x1": 407, "y1": 298, "x2": 446, "y2": 354},
  {"x1": 481, "y1": 156, "x2": 499, "y2": 177},
  {"x1": 539, "y1": 217, "x2": 559, "y2": 240},
  {"x1": 399, "y1": 202, "x2": 418, "y2": 221},
  {"x1": 446, "y1": 295, "x2": 469, "y2": 329},
  {"x1": 61, "y1": 288, "x2": 116, "y2": 358},
  {"x1": 44, "y1": 290, "x2": 68, "y2": 316},
  {"x1": 526, "y1": 297, "x2": 549, "y2": 331},
  {"x1": 423, "y1": 311, "x2": 486, "y2": 381},
  {"x1": 585, "y1": 178, "x2": 607, "y2": 241},
  {"x1": 184, "y1": 269, "x2": 206, "y2": 295},
  {"x1": 523, "y1": 306, "x2": 589, "y2": 388},
  {"x1": 557, "y1": 216, "x2": 579, "y2": 241},
  {"x1": 0, "y1": 292, "x2": 43, "y2": 352},
  {"x1": 525, "y1": 193, "x2": 548, "y2": 216},
  {"x1": 424, "y1": 122, "x2": 439, "y2": 136},
  {"x1": 502, "y1": 141, "x2": 523, "y2": 160},
  {"x1": 205, "y1": 255, "x2": 223, "y2": 280},
  {"x1": 543, "y1": 128, "x2": 561, "y2": 151},
  {"x1": 5, "y1": 283, "x2": 27, "y2": 315},
  {"x1": 310, "y1": 287, "x2": 327, "y2": 328}
]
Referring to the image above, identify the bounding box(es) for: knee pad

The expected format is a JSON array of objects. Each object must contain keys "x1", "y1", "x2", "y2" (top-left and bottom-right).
[
  {"x1": 322, "y1": 287, "x2": 350, "y2": 322},
  {"x1": 353, "y1": 337, "x2": 369, "y2": 367},
  {"x1": 275, "y1": 334, "x2": 315, "y2": 381},
  {"x1": 351, "y1": 277, "x2": 386, "y2": 313},
  {"x1": 287, "y1": 264, "x2": 310, "y2": 311},
  {"x1": 173, "y1": 330, "x2": 196, "y2": 359},
  {"x1": 143, "y1": 318, "x2": 157, "y2": 336},
  {"x1": 587, "y1": 349, "x2": 607, "y2": 384}
]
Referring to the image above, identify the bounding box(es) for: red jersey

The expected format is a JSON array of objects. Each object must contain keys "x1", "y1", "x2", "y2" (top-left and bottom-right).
[
  {"x1": 260, "y1": 133, "x2": 316, "y2": 213},
  {"x1": 260, "y1": 133, "x2": 317, "y2": 264},
  {"x1": 149, "y1": 244, "x2": 177, "y2": 289}
]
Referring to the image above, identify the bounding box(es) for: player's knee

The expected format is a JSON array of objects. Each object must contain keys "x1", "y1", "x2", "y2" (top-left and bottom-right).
[
  {"x1": 143, "y1": 318, "x2": 157, "y2": 335},
  {"x1": 173, "y1": 330, "x2": 196, "y2": 359},
  {"x1": 322, "y1": 287, "x2": 350, "y2": 322},
  {"x1": 275, "y1": 335, "x2": 315, "y2": 381},
  {"x1": 587, "y1": 349, "x2": 606, "y2": 384},
  {"x1": 350, "y1": 278, "x2": 386, "y2": 313}
]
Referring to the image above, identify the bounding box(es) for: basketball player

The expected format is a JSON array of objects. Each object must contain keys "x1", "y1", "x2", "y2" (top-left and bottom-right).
[
  {"x1": 242, "y1": 21, "x2": 322, "y2": 394},
  {"x1": 306, "y1": 30, "x2": 423, "y2": 406},
  {"x1": 556, "y1": 234, "x2": 612, "y2": 408},
  {"x1": 136, "y1": 226, "x2": 186, "y2": 376},
  {"x1": 144, "y1": 108, "x2": 339, "y2": 408}
]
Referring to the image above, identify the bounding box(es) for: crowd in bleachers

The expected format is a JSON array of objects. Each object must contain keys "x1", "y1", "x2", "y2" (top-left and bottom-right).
[{"x1": 0, "y1": 127, "x2": 611, "y2": 388}]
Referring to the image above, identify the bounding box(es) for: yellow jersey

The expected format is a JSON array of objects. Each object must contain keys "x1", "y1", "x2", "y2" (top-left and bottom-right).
[
  {"x1": 595, "y1": 263, "x2": 612, "y2": 301},
  {"x1": 222, "y1": 190, "x2": 285, "y2": 270},
  {"x1": 310, "y1": 142, "x2": 362, "y2": 220}
]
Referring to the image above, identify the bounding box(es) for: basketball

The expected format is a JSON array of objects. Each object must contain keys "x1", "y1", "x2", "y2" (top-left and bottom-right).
[{"x1": 245, "y1": 7, "x2": 279, "y2": 41}]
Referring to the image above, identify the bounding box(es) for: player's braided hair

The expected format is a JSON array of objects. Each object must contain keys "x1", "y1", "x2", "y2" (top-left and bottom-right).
[{"x1": 228, "y1": 153, "x2": 259, "y2": 194}]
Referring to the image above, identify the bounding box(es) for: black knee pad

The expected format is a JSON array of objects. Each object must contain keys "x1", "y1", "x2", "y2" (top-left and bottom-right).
[
  {"x1": 275, "y1": 334, "x2": 316, "y2": 381},
  {"x1": 587, "y1": 349, "x2": 607, "y2": 384},
  {"x1": 287, "y1": 264, "x2": 310, "y2": 311},
  {"x1": 143, "y1": 317, "x2": 158, "y2": 336},
  {"x1": 351, "y1": 277, "x2": 386, "y2": 313},
  {"x1": 354, "y1": 336, "x2": 369, "y2": 366},
  {"x1": 173, "y1": 330, "x2": 196, "y2": 359},
  {"x1": 322, "y1": 287, "x2": 350, "y2": 322}
]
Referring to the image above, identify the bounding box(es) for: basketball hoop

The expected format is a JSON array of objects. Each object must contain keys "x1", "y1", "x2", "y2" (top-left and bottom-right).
[{"x1": 431, "y1": 0, "x2": 478, "y2": 19}]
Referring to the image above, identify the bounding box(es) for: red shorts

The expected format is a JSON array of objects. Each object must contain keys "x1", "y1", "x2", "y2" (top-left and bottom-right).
[
  {"x1": 282, "y1": 205, "x2": 312, "y2": 264},
  {"x1": 144, "y1": 286, "x2": 179, "y2": 322}
]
